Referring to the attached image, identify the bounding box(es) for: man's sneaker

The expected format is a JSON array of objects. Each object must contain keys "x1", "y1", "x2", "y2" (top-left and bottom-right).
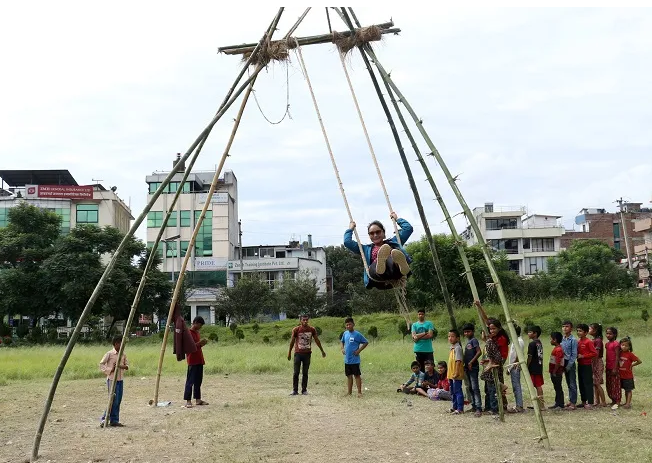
[
  {"x1": 301, "y1": 391, "x2": 309, "y2": 396},
  {"x1": 375, "y1": 244, "x2": 392, "y2": 274},
  {"x1": 391, "y1": 249, "x2": 410, "y2": 275},
  {"x1": 109, "y1": 422, "x2": 124, "y2": 427},
  {"x1": 290, "y1": 391, "x2": 298, "y2": 396},
  {"x1": 548, "y1": 405, "x2": 563, "y2": 410},
  {"x1": 565, "y1": 403, "x2": 576, "y2": 410},
  {"x1": 474, "y1": 410, "x2": 483, "y2": 418}
]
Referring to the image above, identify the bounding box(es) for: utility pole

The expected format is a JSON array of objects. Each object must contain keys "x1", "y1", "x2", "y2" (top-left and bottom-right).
[
  {"x1": 238, "y1": 220, "x2": 244, "y2": 279},
  {"x1": 616, "y1": 197, "x2": 634, "y2": 271}
]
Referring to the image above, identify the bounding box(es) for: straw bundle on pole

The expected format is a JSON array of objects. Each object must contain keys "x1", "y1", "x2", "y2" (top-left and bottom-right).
[{"x1": 356, "y1": 27, "x2": 550, "y2": 447}]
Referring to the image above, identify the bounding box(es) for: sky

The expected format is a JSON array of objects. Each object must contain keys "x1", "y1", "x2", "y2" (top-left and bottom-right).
[{"x1": 1, "y1": 5, "x2": 651, "y2": 247}]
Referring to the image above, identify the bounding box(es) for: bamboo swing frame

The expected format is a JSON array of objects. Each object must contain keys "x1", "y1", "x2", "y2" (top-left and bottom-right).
[{"x1": 29, "y1": 7, "x2": 551, "y2": 461}]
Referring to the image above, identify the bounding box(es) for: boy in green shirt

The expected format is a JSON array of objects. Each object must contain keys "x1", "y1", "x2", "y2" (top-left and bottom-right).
[{"x1": 411, "y1": 309, "x2": 435, "y2": 371}]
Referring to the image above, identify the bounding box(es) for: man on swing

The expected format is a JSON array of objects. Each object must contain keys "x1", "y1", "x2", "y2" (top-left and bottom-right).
[{"x1": 344, "y1": 212, "x2": 413, "y2": 289}]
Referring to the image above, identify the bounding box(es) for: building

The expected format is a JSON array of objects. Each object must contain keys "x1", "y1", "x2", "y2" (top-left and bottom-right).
[
  {"x1": 229, "y1": 237, "x2": 329, "y2": 294},
  {"x1": 145, "y1": 155, "x2": 239, "y2": 325},
  {"x1": 461, "y1": 203, "x2": 564, "y2": 276},
  {"x1": 0, "y1": 169, "x2": 133, "y2": 234},
  {"x1": 561, "y1": 203, "x2": 652, "y2": 254},
  {"x1": 633, "y1": 217, "x2": 652, "y2": 289}
]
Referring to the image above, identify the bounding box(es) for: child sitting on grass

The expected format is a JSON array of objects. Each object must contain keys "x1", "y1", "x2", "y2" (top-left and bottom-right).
[
  {"x1": 427, "y1": 362, "x2": 452, "y2": 401},
  {"x1": 417, "y1": 359, "x2": 439, "y2": 397},
  {"x1": 398, "y1": 361, "x2": 425, "y2": 394}
]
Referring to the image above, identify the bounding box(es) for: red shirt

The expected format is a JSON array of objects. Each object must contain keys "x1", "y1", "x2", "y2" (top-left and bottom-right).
[
  {"x1": 619, "y1": 351, "x2": 640, "y2": 380},
  {"x1": 605, "y1": 340, "x2": 620, "y2": 371},
  {"x1": 549, "y1": 345, "x2": 564, "y2": 374},
  {"x1": 577, "y1": 337, "x2": 597, "y2": 365},
  {"x1": 436, "y1": 378, "x2": 450, "y2": 391},
  {"x1": 292, "y1": 325, "x2": 318, "y2": 354},
  {"x1": 186, "y1": 329, "x2": 205, "y2": 366},
  {"x1": 496, "y1": 334, "x2": 509, "y2": 361}
]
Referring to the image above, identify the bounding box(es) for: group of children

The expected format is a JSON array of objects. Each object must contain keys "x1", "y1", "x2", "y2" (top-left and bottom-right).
[{"x1": 398, "y1": 320, "x2": 642, "y2": 416}]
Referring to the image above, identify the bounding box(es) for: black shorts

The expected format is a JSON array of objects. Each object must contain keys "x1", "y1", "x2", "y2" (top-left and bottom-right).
[
  {"x1": 344, "y1": 363, "x2": 362, "y2": 377},
  {"x1": 621, "y1": 378, "x2": 635, "y2": 391}
]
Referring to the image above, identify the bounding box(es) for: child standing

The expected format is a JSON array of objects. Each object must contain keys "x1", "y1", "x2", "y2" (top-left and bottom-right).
[
  {"x1": 527, "y1": 326, "x2": 545, "y2": 408},
  {"x1": 340, "y1": 317, "x2": 369, "y2": 397},
  {"x1": 605, "y1": 327, "x2": 621, "y2": 408},
  {"x1": 447, "y1": 329, "x2": 465, "y2": 414},
  {"x1": 619, "y1": 337, "x2": 642, "y2": 409},
  {"x1": 576, "y1": 323, "x2": 597, "y2": 409},
  {"x1": 548, "y1": 332, "x2": 565, "y2": 410},
  {"x1": 561, "y1": 320, "x2": 578, "y2": 410},
  {"x1": 184, "y1": 316, "x2": 209, "y2": 408},
  {"x1": 589, "y1": 323, "x2": 606, "y2": 407},
  {"x1": 399, "y1": 361, "x2": 425, "y2": 394},
  {"x1": 481, "y1": 321, "x2": 504, "y2": 415},
  {"x1": 99, "y1": 336, "x2": 129, "y2": 427},
  {"x1": 506, "y1": 325, "x2": 525, "y2": 413},
  {"x1": 462, "y1": 323, "x2": 482, "y2": 417}
]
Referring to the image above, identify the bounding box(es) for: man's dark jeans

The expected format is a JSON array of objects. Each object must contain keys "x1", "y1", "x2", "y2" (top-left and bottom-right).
[{"x1": 293, "y1": 353, "x2": 312, "y2": 393}]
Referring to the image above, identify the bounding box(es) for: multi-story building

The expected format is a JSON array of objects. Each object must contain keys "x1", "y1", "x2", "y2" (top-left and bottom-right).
[
  {"x1": 461, "y1": 203, "x2": 564, "y2": 276},
  {"x1": 561, "y1": 203, "x2": 652, "y2": 254},
  {"x1": 0, "y1": 169, "x2": 133, "y2": 234},
  {"x1": 228, "y1": 237, "x2": 329, "y2": 293},
  {"x1": 145, "y1": 155, "x2": 239, "y2": 324}
]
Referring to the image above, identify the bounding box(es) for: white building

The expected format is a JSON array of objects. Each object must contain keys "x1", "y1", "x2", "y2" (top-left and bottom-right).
[
  {"x1": 229, "y1": 237, "x2": 329, "y2": 294},
  {"x1": 0, "y1": 169, "x2": 133, "y2": 235},
  {"x1": 461, "y1": 203, "x2": 564, "y2": 276},
  {"x1": 145, "y1": 155, "x2": 239, "y2": 325},
  {"x1": 633, "y1": 217, "x2": 652, "y2": 289}
]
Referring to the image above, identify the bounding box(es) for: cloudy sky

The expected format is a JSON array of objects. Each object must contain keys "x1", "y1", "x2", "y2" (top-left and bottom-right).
[{"x1": 2, "y1": 5, "x2": 651, "y2": 247}]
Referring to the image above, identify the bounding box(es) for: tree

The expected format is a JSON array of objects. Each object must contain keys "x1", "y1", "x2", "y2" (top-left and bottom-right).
[
  {"x1": 542, "y1": 240, "x2": 635, "y2": 298},
  {"x1": 275, "y1": 270, "x2": 325, "y2": 318},
  {"x1": 324, "y1": 245, "x2": 364, "y2": 315},
  {"x1": 217, "y1": 274, "x2": 275, "y2": 323},
  {"x1": 252, "y1": 322, "x2": 260, "y2": 334},
  {"x1": 0, "y1": 204, "x2": 61, "y2": 322},
  {"x1": 405, "y1": 234, "x2": 490, "y2": 307},
  {"x1": 367, "y1": 325, "x2": 378, "y2": 343}
]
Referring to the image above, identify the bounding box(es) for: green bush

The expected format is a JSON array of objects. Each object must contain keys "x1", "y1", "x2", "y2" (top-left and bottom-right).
[
  {"x1": 235, "y1": 329, "x2": 244, "y2": 342},
  {"x1": 282, "y1": 331, "x2": 292, "y2": 341},
  {"x1": 16, "y1": 324, "x2": 29, "y2": 339},
  {"x1": 315, "y1": 326, "x2": 322, "y2": 336},
  {"x1": 2, "y1": 336, "x2": 12, "y2": 346},
  {"x1": 252, "y1": 323, "x2": 260, "y2": 334},
  {"x1": 208, "y1": 332, "x2": 218, "y2": 342},
  {"x1": 368, "y1": 326, "x2": 378, "y2": 341},
  {"x1": 28, "y1": 326, "x2": 44, "y2": 344},
  {"x1": 0, "y1": 323, "x2": 11, "y2": 337},
  {"x1": 229, "y1": 323, "x2": 238, "y2": 335},
  {"x1": 263, "y1": 336, "x2": 270, "y2": 344}
]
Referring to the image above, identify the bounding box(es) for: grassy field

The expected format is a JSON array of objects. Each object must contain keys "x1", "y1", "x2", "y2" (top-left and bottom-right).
[{"x1": 2, "y1": 300, "x2": 652, "y2": 462}]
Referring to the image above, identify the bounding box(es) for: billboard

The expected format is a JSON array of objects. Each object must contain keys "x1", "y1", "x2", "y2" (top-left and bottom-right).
[
  {"x1": 227, "y1": 258, "x2": 298, "y2": 271},
  {"x1": 25, "y1": 184, "x2": 93, "y2": 200}
]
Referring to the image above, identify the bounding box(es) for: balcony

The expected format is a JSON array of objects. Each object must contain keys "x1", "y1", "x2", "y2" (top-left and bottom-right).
[
  {"x1": 634, "y1": 243, "x2": 652, "y2": 255},
  {"x1": 634, "y1": 218, "x2": 652, "y2": 233}
]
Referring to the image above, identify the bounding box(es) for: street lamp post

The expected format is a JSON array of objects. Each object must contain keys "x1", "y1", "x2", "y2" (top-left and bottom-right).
[{"x1": 162, "y1": 234, "x2": 181, "y2": 283}]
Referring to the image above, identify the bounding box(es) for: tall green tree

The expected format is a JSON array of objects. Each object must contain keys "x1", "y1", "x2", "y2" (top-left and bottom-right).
[
  {"x1": 541, "y1": 239, "x2": 635, "y2": 297},
  {"x1": 0, "y1": 204, "x2": 61, "y2": 321},
  {"x1": 276, "y1": 270, "x2": 326, "y2": 318},
  {"x1": 216, "y1": 273, "x2": 276, "y2": 323}
]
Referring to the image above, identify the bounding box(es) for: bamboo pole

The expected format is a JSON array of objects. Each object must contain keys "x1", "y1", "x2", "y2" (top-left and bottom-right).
[
  {"x1": 360, "y1": 40, "x2": 550, "y2": 447},
  {"x1": 30, "y1": 9, "x2": 285, "y2": 461},
  {"x1": 337, "y1": 7, "x2": 457, "y2": 331},
  {"x1": 152, "y1": 7, "x2": 296, "y2": 404},
  {"x1": 218, "y1": 22, "x2": 396, "y2": 54}
]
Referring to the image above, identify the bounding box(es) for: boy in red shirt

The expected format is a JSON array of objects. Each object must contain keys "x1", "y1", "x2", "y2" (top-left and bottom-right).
[
  {"x1": 576, "y1": 323, "x2": 597, "y2": 409},
  {"x1": 184, "y1": 316, "x2": 208, "y2": 408},
  {"x1": 548, "y1": 332, "x2": 565, "y2": 410},
  {"x1": 619, "y1": 337, "x2": 642, "y2": 409}
]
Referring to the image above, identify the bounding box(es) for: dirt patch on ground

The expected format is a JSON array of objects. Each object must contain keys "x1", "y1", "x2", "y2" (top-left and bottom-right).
[{"x1": 1, "y1": 373, "x2": 651, "y2": 463}]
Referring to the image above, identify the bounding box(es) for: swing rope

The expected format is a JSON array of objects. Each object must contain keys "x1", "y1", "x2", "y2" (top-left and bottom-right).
[
  {"x1": 337, "y1": 51, "x2": 401, "y2": 242},
  {"x1": 293, "y1": 40, "x2": 371, "y2": 280},
  {"x1": 295, "y1": 40, "x2": 411, "y2": 326}
]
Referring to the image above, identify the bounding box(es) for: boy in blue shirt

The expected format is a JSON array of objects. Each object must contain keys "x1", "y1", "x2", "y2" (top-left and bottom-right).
[
  {"x1": 340, "y1": 317, "x2": 369, "y2": 397},
  {"x1": 398, "y1": 361, "x2": 425, "y2": 394},
  {"x1": 462, "y1": 323, "x2": 483, "y2": 417}
]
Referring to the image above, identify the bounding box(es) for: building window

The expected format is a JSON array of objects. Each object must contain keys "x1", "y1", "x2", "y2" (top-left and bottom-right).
[
  {"x1": 180, "y1": 210, "x2": 191, "y2": 227},
  {"x1": 613, "y1": 223, "x2": 621, "y2": 239},
  {"x1": 243, "y1": 248, "x2": 257, "y2": 259},
  {"x1": 182, "y1": 182, "x2": 191, "y2": 193},
  {"x1": 529, "y1": 238, "x2": 555, "y2": 253},
  {"x1": 263, "y1": 271, "x2": 277, "y2": 288},
  {"x1": 147, "y1": 241, "x2": 163, "y2": 258},
  {"x1": 165, "y1": 241, "x2": 178, "y2": 257},
  {"x1": 149, "y1": 182, "x2": 161, "y2": 194},
  {"x1": 47, "y1": 207, "x2": 71, "y2": 234},
  {"x1": 522, "y1": 238, "x2": 530, "y2": 250},
  {"x1": 259, "y1": 247, "x2": 275, "y2": 258},
  {"x1": 147, "y1": 211, "x2": 163, "y2": 228},
  {"x1": 614, "y1": 241, "x2": 621, "y2": 250},
  {"x1": 487, "y1": 239, "x2": 519, "y2": 254},
  {"x1": 508, "y1": 260, "x2": 520, "y2": 273},
  {"x1": 76, "y1": 204, "x2": 99, "y2": 224},
  {"x1": 486, "y1": 218, "x2": 518, "y2": 230},
  {"x1": 167, "y1": 211, "x2": 177, "y2": 227},
  {"x1": 180, "y1": 241, "x2": 190, "y2": 257},
  {"x1": 524, "y1": 256, "x2": 548, "y2": 275},
  {"x1": 275, "y1": 251, "x2": 286, "y2": 258},
  {"x1": 194, "y1": 210, "x2": 212, "y2": 257},
  {"x1": 0, "y1": 208, "x2": 8, "y2": 227},
  {"x1": 168, "y1": 182, "x2": 178, "y2": 194}
]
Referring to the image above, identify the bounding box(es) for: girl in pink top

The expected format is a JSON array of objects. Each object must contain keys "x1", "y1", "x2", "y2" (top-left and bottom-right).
[
  {"x1": 604, "y1": 326, "x2": 621, "y2": 407},
  {"x1": 589, "y1": 323, "x2": 606, "y2": 407}
]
